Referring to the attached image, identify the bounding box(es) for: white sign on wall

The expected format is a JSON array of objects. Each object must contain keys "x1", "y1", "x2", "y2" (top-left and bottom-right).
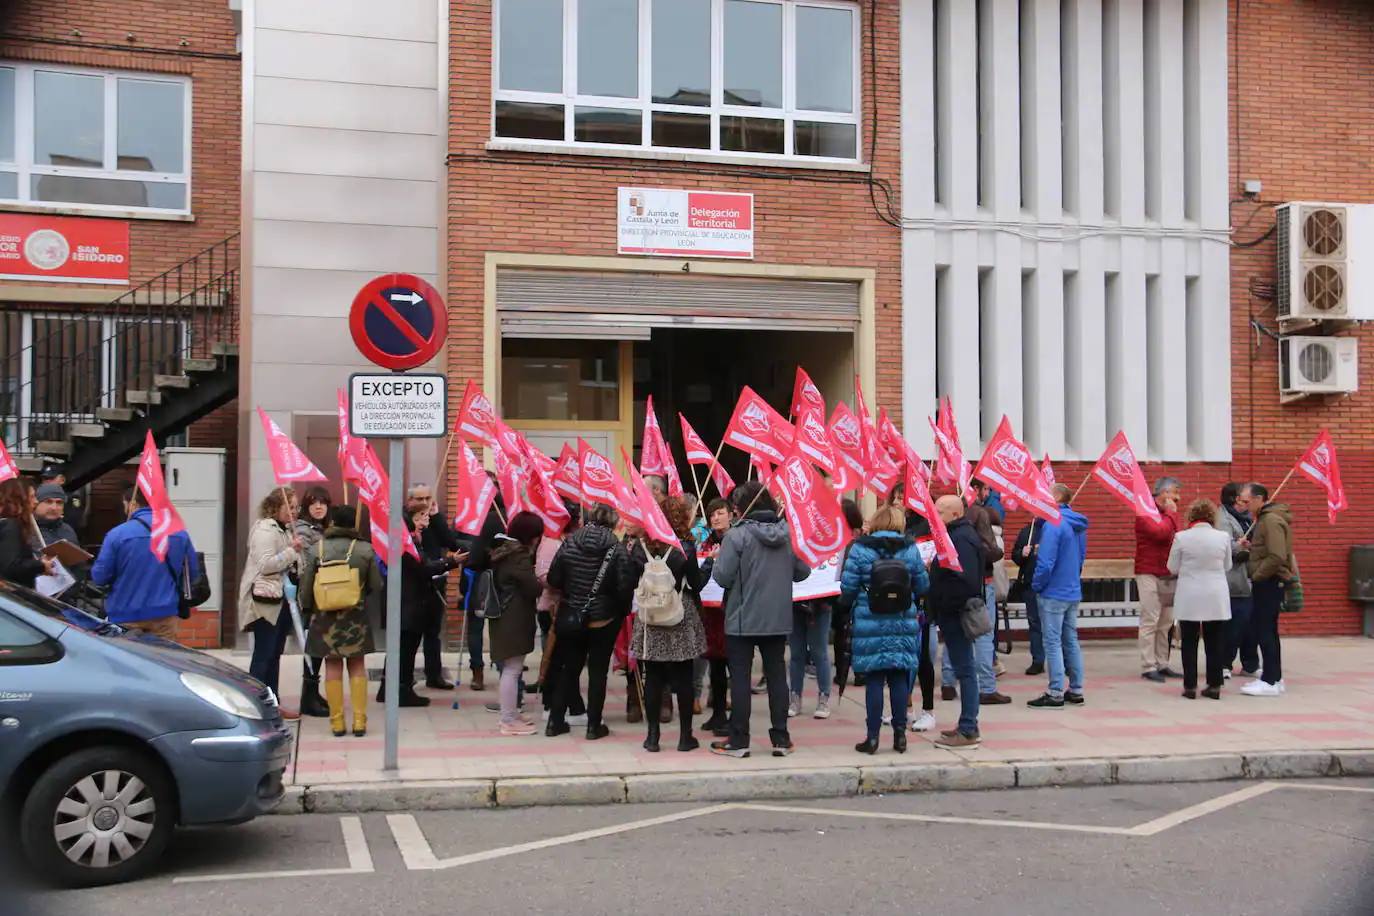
[
  {"x1": 618, "y1": 187, "x2": 754, "y2": 260},
  {"x1": 348, "y1": 373, "x2": 447, "y2": 438}
]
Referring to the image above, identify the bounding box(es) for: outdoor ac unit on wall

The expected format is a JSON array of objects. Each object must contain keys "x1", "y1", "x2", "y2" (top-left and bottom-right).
[
  {"x1": 1276, "y1": 202, "x2": 1374, "y2": 325},
  {"x1": 1279, "y1": 335, "x2": 1359, "y2": 397}
]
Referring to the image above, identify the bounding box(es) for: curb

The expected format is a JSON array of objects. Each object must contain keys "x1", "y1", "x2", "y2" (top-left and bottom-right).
[{"x1": 270, "y1": 747, "x2": 1370, "y2": 815}]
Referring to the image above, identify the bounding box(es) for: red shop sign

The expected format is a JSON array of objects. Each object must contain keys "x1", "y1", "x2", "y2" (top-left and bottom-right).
[{"x1": 0, "y1": 213, "x2": 130, "y2": 284}]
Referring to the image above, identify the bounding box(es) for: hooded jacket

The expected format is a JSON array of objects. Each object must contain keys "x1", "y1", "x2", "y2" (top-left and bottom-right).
[
  {"x1": 840, "y1": 532, "x2": 930, "y2": 673},
  {"x1": 91, "y1": 507, "x2": 197, "y2": 624},
  {"x1": 1032, "y1": 507, "x2": 1089, "y2": 602},
  {"x1": 487, "y1": 537, "x2": 542, "y2": 660},
  {"x1": 711, "y1": 510, "x2": 811, "y2": 637},
  {"x1": 1215, "y1": 506, "x2": 1252, "y2": 598},
  {"x1": 927, "y1": 517, "x2": 984, "y2": 617},
  {"x1": 298, "y1": 526, "x2": 383, "y2": 617},
  {"x1": 1247, "y1": 502, "x2": 1294, "y2": 583},
  {"x1": 547, "y1": 523, "x2": 634, "y2": 628}
]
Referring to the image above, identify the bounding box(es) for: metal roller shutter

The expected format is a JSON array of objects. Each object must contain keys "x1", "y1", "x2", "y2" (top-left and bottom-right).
[{"x1": 497, "y1": 268, "x2": 860, "y2": 337}]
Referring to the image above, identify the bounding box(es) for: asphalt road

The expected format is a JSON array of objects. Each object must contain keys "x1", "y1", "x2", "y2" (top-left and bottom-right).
[{"x1": 10, "y1": 778, "x2": 1374, "y2": 916}]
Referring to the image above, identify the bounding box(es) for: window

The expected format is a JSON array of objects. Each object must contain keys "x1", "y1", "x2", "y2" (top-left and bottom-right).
[
  {"x1": 493, "y1": 0, "x2": 861, "y2": 162},
  {"x1": 0, "y1": 609, "x2": 61, "y2": 666},
  {"x1": 0, "y1": 62, "x2": 190, "y2": 214},
  {"x1": 502, "y1": 338, "x2": 620, "y2": 421}
]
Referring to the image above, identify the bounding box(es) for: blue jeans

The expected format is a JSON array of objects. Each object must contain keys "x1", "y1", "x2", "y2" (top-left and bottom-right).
[
  {"x1": 248, "y1": 601, "x2": 291, "y2": 695},
  {"x1": 1037, "y1": 597, "x2": 1084, "y2": 698},
  {"x1": 1226, "y1": 596, "x2": 1259, "y2": 673},
  {"x1": 937, "y1": 613, "x2": 980, "y2": 736},
  {"x1": 466, "y1": 607, "x2": 485, "y2": 672},
  {"x1": 864, "y1": 668, "x2": 911, "y2": 740},
  {"x1": 789, "y1": 605, "x2": 832, "y2": 699},
  {"x1": 1025, "y1": 591, "x2": 1045, "y2": 664},
  {"x1": 946, "y1": 586, "x2": 998, "y2": 693}
]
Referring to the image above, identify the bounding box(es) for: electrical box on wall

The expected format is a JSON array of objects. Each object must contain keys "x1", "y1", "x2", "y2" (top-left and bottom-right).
[
  {"x1": 1276, "y1": 202, "x2": 1374, "y2": 328},
  {"x1": 1279, "y1": 336, "x2": 1359, "y2": 401},
  {"x1": 164, "y1": 448, "x2": 226, "y2": 613}
]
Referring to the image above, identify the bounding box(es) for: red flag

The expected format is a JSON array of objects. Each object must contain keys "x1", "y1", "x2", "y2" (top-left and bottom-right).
[
  {"x1": 793, "y1": 407, "x2": 836, "y2": 475},
  {"x1": 451, "y1": 440, "x2": 498, "y2": 535},
  {"x1": 257, "y1": 407, "x2": 328, "y2": 485},
  {"x1": 625, "y1": 451, "x2": 677, "y2": 544},
  {"x1": 526, "y1": 457, "x2": 573, "y2": 537},
  {"x1": 640, "y1": 395, "x2": 684, "y2": 498},
  {"x1": 768, "y1": 453, "x2": 852, "y2": 566},
  {"x1": 578, "y1": 439, "x2": 618, "y2": 505},
  {"x1": 1295, "y1": 429, "x2": 1347, "y2": 523},
  {"x1": 790, "y1": 366, "x2": 826, "y2": 418},
  {"x1": 136, "y1": 432, "x2": 185, "y2": 561},
  {"x1": 336, "y1": 389, "x2": 367, "y2": 484},
  {"x1": 853, "y1": 377, "x2": 898, "y2": 497},
  {"x1": 723, "y1": 386, "x2": 794, "y2": 465},
  {"x1": 710, "y1": 461, "x2": 737, "y2": 499},
  {"x1": 552, "y1": 443, "x2": 585, "y2": 504},
  {"x1": 0, "y1": 439, "x2": 18, "y2": 483},
  {"x1": 1041, "y1": 455, "x2": 1056, "y2": 486},
  {"x1": 679, "y1": 414, "x2": 714, "y2": 464},
  {"x1": 493, "y1": 444, "x2": 527, "y2": 515},
  {"x1": 878, "y1": 409, "x2": 906, "y2": 467},
  {"x1": 901, "y1": 451, "x2": 961, "y2": 572},
  {"x1": 931, "y1": 397, "x2": 972, "y2": 499},
  {"x1": 827, "y1": 402, "x2": 866, "y2": 492},
  {"x1": 354, "y1": 444, "x2": 419, "y2": 564},
  {"x1": 456, "y1": 380, "x2": 499, "y2": 447},
  {"x1": 1087, "y1": 431, "x2": 1160, "y2": 523},
  {"x1": 750, "y1": 453, "x2": 774, "y2": 485},
  {"x1": 972, "y1": 417, "x2": 1062, "y2": 524}
]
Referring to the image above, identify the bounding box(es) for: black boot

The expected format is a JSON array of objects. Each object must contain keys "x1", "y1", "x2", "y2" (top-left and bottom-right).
[
  {"x1": 893, "y1": 730, "x2": 908, "y2": 753},
  {"x1": 299, "y1": 674, "x2": 329, "y2": 718},
  {"x1": 644, "y1": 721, "x2": 661, "y2": 752}
]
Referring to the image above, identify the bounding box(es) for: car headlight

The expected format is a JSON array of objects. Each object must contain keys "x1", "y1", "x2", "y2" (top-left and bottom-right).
[{"x1": 180, "y1": 672, "x2": 265, "y2": 720}]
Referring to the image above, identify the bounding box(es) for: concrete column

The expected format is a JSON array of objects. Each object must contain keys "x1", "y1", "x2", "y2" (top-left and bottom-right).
[{"x1": 901, "y1": 0, "x2": 937, "y2": 452}]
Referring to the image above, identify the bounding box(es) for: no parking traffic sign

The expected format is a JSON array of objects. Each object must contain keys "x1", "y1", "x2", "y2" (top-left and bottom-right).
[{"x1": 348, "y1": 273, "x2": 447, "y2": 371}]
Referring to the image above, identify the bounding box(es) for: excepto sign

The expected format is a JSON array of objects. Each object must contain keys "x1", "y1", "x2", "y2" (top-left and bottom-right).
[
  {"x1": 349, "y1": 373, "x2": 447, "y2": 438},
  {"x1": 0, "y1": 213, "x2": 130, "y2": 284},
  {"x1": 618, "y1": 187, "x2": 754, "y2": 260},
  {"x1": 348, "y1": 273, "x2": 447, "y2": 371}
]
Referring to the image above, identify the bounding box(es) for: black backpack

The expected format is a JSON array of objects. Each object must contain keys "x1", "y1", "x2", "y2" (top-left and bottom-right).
[{"x1": 866, "y1": 542, "x2": 913, "y2": 615}]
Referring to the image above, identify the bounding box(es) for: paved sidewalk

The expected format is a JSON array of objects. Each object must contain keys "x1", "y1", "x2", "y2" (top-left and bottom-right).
[{"x1": 215, "y1": 637, "x2": 1374, "y2": 795}]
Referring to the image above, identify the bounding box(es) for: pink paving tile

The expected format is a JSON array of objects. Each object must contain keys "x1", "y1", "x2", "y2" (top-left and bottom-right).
[
  {"x1": 1073, "y1": 708, "x2": 1159, "y2": 719},
  {"x1": 1202, "y1": 712, "x2": 1352, "y2": 724},
  {"x1": 971, "y1": 738, "x2": 1067, "y2": 751},
  {"x1": 1285, "y1": 729, "x2": 1373, "y2": 741},
  {"x1": 1072, "y1": 723, "x2": 1236, "y2": 738}
]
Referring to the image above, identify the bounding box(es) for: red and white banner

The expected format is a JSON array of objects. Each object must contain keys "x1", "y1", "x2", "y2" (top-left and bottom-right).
[
  {"x1": 827, "y1": 402, "x2": 866, "y2": 492},
  {"x1": 723, "y1": 386, "x2": 794, "y2": 465},
  {"x1": 257, "y1": 407, "x2": 328, "y2": 485},
  {"x1": 750, "y1": 453, "x2": 773, "y2": 485},
  {"x1": 972, "y1": 417, "x2": 1061, "y2": 524},
  {"x1": 768, "y1": 453, "x2": 852, "y2": 566},
  {"x1": 0, "y1": 213, "x2": 130, "y2": 285},
  {"x1": 618, "y1": 187, "x2": 754, "y2": 260},
  {"x1": 136, "y1": 432, "x2": 186, "y2": 561},
  {"x1": 336, "y1": 389, "x2": 367, "y2": 485},
  {"x1": 578, "y1": 439, "x2": 618, "y2": 506},
  {"x1": 627, "y1": 456, "x2": 677, "y2": 544},
  {"x1": 1087, "y1": 431, "x2": 1160, "y2": 524},
  {"x1": 699, "y1": 553, "x2": 841, "y2": 608},
  {"x1": 902, "y1": 451, "x2": 962, "y2": 572},
  {"x1": 492, "y1": 445, "x2": 527, "y2": 515},
  {"x1": 640, "y1": 395, "x2": 684, "y2": 498},
  {"x1": 552, "y1": 443, "x2": 585, "y2": 504},
  {"x1": 1295, "y1": 429, "x2": 1348, "y2": 523},
  {"x1": 793, "y1": 406, "x2": 836, "y2": 476},
  {"x1": 526, "y1": 457, "x2": 573, "y2": 537},
  {"x1": 790, "y1": 366, "x2": 826, "y2": 418},
  {"x1": 455, "y1": 380, "x2": 499, "y2": 447},
  {"x1": 354, "y1": 444, "x2": 419, "y2": 564},
  {"x1": 452, "y1": 440, "x2": 498, "y2": 535},
  {"x1": 0, "y1": 439, "x2": 17, "y2": 484}
]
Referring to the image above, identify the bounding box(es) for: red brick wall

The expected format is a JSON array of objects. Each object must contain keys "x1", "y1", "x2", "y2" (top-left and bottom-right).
[{"x1": 1, "y1": 1, "x2": 241, "y2": 647}]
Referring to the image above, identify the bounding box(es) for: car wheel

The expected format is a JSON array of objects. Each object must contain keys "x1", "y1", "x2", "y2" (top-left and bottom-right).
[{"x1": 19, "y1": 746, "x2": 175, "y2": 888}]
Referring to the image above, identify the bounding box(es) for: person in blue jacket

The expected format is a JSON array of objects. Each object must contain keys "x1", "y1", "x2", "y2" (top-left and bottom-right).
[
  {"x1": 1029, "y1": 484, "x2": 1090, "y2": 709},
  {"x1": 91, "y1": 485, "x2": 198, "y2": 640},
  {"x1": 841, "y1": 504, "x2": 930, "y2": 755}
]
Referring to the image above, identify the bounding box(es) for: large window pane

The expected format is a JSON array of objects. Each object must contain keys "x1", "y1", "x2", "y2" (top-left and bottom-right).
[
  {"x1": 31, "y1": 174, "x2": 185, "y2": 210},
  {"x1": 502, "y1": 338, "x2": 619, "y2": 421},
  {"x1": 499, "y1": 0, "x2": 563, "y2": 93},
  {"x1": 578, "y1": 0, "x2": 637, "y2": 98},
  {"x1": 0, "y1": 172, "x2": 15, "y2": 199},
  {"x1": 574, "y1": 107, "x2": 641, "y2": 145},
  {"x1": 652, "y1": 0, "x2": 710, "y2": 105},
  {"x1": 795, "y1": 120, "x2": 856, "y2": 158},
  {"x1": 651, "y1": 111, "x2": 710, "y2": 149},
  {"x1": 495, "y1": 100, "x2": 565, "y2": 140},
  {"x1": 724, "y1": 0, "x2": 782, "y2": 108},
  {"x1": 31, "y1": 317, "x2": 103, "y2": 417},
  {"x1": 34, "y1": 70, "x2": 104, "y2": 168},
  {"x1": 117, "y1": 79, "x2": 184, "y2": 172},
  {"x1": 796, "y1": 6, "x2": 854, "y2": 113},
  {"x1": 0, "y1": 68, "x2": 13, "y2": 161},
  {"x1": 720, "y1": 115, "x2": 783, "y2": 154}
]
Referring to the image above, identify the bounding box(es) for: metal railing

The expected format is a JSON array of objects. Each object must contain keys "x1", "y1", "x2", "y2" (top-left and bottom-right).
[{"x1": 0, "y1": 233, "x2": 239, "y2": 453}]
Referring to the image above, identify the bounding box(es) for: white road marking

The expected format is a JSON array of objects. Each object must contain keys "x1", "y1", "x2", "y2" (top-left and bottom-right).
[
  {"x1": 1280, "y1": 782, "x2": 1374, "y2": 794},
  {"x1": 738, "y1": 802, "x2": 1137, "y2": 836},
  {"x1": 172, "y1": 816, "x2": 374, "y2": 884},
  {"x1": 1128, "y1": 782, "x2": 1281, "y2": 836},
  {"x1": 386, "y1": 804, "x2": 738, "y2": 871}
]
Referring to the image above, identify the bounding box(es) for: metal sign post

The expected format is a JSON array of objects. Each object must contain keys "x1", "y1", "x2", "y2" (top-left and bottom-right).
[{"x1": 384, "y1": 437, "x2": 404, "y2": 771}]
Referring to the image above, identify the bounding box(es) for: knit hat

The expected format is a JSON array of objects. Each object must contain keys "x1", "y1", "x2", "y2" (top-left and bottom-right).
[{"x1": 36, "y1": 483, "x2": 66, "y2": 503}]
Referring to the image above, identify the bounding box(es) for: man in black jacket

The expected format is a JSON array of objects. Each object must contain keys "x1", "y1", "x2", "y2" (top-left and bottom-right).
[
  {"x1": 407, "y1": 484, "x2": 465, "y2": 690},
  {"x1": 928, "y1": 495, "x2": 984, "y2": 749},
  {"x1": 1011, "y1": 519, "x2": 1046, "y2": 676}
]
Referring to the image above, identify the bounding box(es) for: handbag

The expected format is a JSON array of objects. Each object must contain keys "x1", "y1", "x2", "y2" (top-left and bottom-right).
[
  {"x1": 135, "y1": 517, "x2": 210, "y2": 619},
  {"x1": 959, "y1": 595, "x2": 993, "y2": 640},
  {"x1": 252, "y1": 575, "x2": 284, "y2": 602},
  {"x1": 1281, "y1": 556, "x2": 1303, "y2": 613},
  {"x1": 558, "y1": 547, "x2": 616, "y2": 633}
]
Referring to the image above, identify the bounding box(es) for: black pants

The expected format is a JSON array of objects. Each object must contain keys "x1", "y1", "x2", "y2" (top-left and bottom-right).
[
  {"x1": 399, "y1": 629, "x2": 423, "y2": 691},
  {"x1": 727, "y1": 634, "x2": 789, "y2": 749},
  {"x1": 917, "y1": 614, "x2": 935, "y2": 711},
  {"x1": 541, "y1": 635, "x2": 586, "y2": 716},
  {"x1": 1179, "y1": 620, "x2": 1225, "y2": 690},
  {"x1": 423, "y1": 599, "x2": 446, "y2": 683},
  {"x1": 1252, "y1": 579, "x2": 1284, "y2": 685},
  {"x1": 704, "y1": 657, "x2": 729, "y2": 724},
  {"x1": 466, "y1": 608, "x2": 485, "y2": 672},
  {"x1": 1226, "y1": 596, "x2": 1259, "y2": 673},
  {"x1": 644, "y1": 660, "x2": 695, "y2": 741},
  {"x1": 550, "y1": 622, "x2": 619, "y2": 728}
]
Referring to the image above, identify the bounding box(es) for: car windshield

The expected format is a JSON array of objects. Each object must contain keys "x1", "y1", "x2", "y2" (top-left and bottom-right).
[{"x1": 0, "y1": 582, "x2": 124, "y2": 636}]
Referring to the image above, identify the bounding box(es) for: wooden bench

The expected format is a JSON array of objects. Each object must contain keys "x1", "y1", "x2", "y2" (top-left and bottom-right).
[{"x1": 997, "y1": 558, "x2": 1140, "y2": 654}]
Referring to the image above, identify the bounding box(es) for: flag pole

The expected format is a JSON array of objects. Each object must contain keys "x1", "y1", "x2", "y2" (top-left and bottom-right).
[
  {"x1": 1072, "y1": 474, "x2": 1092, "y2": 502},
  {"x1": 699, "y1": 438, "x2": 728, "y2": 504},
  {"x1": 689, "y1": 462, "x2": 707, "y2": 521}
]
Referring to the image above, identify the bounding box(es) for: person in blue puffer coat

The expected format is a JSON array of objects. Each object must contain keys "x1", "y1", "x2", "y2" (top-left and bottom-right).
[{"x1": 841, "y1": 504, "x2": 930, "y2": 755}]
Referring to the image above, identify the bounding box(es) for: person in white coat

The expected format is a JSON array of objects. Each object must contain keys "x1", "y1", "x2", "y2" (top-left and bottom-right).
[{"x1": 1167, "y1": 499, "x2": 1233, "y2": 700}]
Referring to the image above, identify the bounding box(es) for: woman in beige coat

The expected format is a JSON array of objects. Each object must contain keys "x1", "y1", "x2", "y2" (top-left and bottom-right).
[
  {"x1": 238, "y1": 489, "x2": 302, "y2": 713},
  {"x1": 1167, "y1": 499, "x2": 1232, "y2": 700}
]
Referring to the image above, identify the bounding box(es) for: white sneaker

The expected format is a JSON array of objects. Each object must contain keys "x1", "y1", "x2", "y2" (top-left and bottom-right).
[
  {"x1": 1240, "y1": 680, "x2": 1281, "y2": 697},
  {"x1": 568, "y1": 713, "x2": 589, "y2": 726},
  {"x1": 1222, "y1": 669, "x2": 1232, "y2": 680},
  {"x1": 910, "y1": 711, "x2": 937, "y2": 732},
  {"x1": 881, "y1": 713, "x2": 892, "y2": 725},
  {"x1": 787, "y1": 693, "x2": 801, "y2": 718},
  {"x1": 1277, "y1": 679, "x2": 1287, "y2": 694},
  {"x1": 813, "y1": 697, "x2": 831, "y2": 719}
]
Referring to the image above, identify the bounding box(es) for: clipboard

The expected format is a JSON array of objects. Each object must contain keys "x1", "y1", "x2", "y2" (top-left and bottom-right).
[{"x1": 41, "y1": 539, "x2": 93, "y2": 566}]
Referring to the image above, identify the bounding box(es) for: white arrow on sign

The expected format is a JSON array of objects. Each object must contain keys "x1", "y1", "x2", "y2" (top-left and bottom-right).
[{"x1": 388, "y1": 291, "x2": 424, "y2": 305}]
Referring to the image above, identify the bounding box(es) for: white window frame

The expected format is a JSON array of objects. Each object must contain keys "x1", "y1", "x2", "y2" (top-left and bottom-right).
[
  {"x1": 491, "y1": 0, "x2": 863, "y2": 165},
  {"x1": 0, "y1": 61, "x2": 192, "y2": 217}
]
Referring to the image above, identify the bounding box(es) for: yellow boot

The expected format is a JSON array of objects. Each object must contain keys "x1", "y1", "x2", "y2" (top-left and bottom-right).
[
  {"x1": 350, "y1": 675, "x2": 369, "y2": 737},
  {"x1": 325, "y1": 679, "x2": 346, "y2": 737}
]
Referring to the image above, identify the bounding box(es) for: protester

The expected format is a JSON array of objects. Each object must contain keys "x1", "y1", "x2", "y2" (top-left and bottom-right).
[
  {"x1": 536, "y1": 502, "x2": 587, "y2": 724},
  {"x1": 788, "y1": 593, "x2": 833, "y2": 720},
  {"x1": 381, "y1": 510, "x2": 462, "y2": 707},
  {"x1": 928, "y1": 495, "x2": 984, "y2": 749},
  {"x1": 629, "y1": 496, "x2": 708, "y2": 752},
  {"x1": 1240, "y1": 482, "x2": 1292, "y2": 697},
  {"x1": 841, "y1": 504, "x2": 929, "y2": 754},
  {"x1": 948, "y1": 478, "x2": 1006, "y2": 703},
  {"x1": 41, "y1": 464, "x2": 86, "y2": 536},
  {"x1": 90, "y1": 485, "x2": 197, "y2": 641},
  {"x1": 31, "y1": 481, "x2": 89, "y2": 591},
  {"x1": 1027, "y1": 485, "x2": 1088, "y2": 709},
  {"x1": 459, "y1": 477, "x2": 507, "y2": 691},
  {"x1": 546, "y1": 503, "x2": 635, "y2": 739},
  {"x1": 237, "y1": 488, "x2": 302, "y2": 711},
  {"x1": 487, "y1": 512, "x2": 545, "y2": 736},
  {"x1": 696, "y1": 497, "x2": 733, "y2": 735},
  {"x1": 1136, "y1": 477, "x2": 1183, "y2": 682},
  {"x1": 300, "y1": 504, "x2": 382, "y2": 737},
  {"x1": 1168, "y1": 499, "x2": 1232, "y2": 700},
  {"x1": 899, "y1": 505, "x2": 937, "y2": 730},
  {"x1": 1216, "y1": 482, "x2": 1258, "y2": 678},
  {"x1": 0, "y1": 478, "x2": 54, "y2": 588},
  {"x1": 709, "y1": 481, "x2": 811, "y2": 759},
  {"x1": 1010, "y1": 517, "x2": 1046, "y2": 675},
  {"x1": 292, "y1": 485, "x2": 332, "y2": 718},
  {"x1": 407, "y1": 482, "x2": 461, "y2": 690}
]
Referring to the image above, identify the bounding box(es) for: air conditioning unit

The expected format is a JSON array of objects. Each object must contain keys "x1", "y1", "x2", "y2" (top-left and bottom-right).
[
  {"x1": 1279, "y1": 336, "x2": 1359, "y2": 397},
  {"x1": 1276, "y1": 202, "x2": 1374, "y2": 324}
]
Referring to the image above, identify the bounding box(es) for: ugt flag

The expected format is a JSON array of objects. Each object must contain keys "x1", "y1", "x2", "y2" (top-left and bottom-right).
[
  {"x1": 257, "y1": 407, "x2": 327, "y2": 485},
  {"x1": 972, "y1": 417, "x2": 1061, "y2": 525},
  {"x1": 768, "y1": 452, "x2": 851, "y2": 566},
  {"x1": 1295, "y1": 429, "x2": 1347, "y2": 523},
  {"x1": 136, "y1": 432, "x2": 186, "y2": 561},
  {"x1": 1089, "y1": 431, "x2": 1160, "y2": 524}
]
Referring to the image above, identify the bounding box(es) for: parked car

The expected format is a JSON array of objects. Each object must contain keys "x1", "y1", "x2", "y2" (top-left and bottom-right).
[{"x1": 0, "y1": 583, "x2": 291, "y2": 887}]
